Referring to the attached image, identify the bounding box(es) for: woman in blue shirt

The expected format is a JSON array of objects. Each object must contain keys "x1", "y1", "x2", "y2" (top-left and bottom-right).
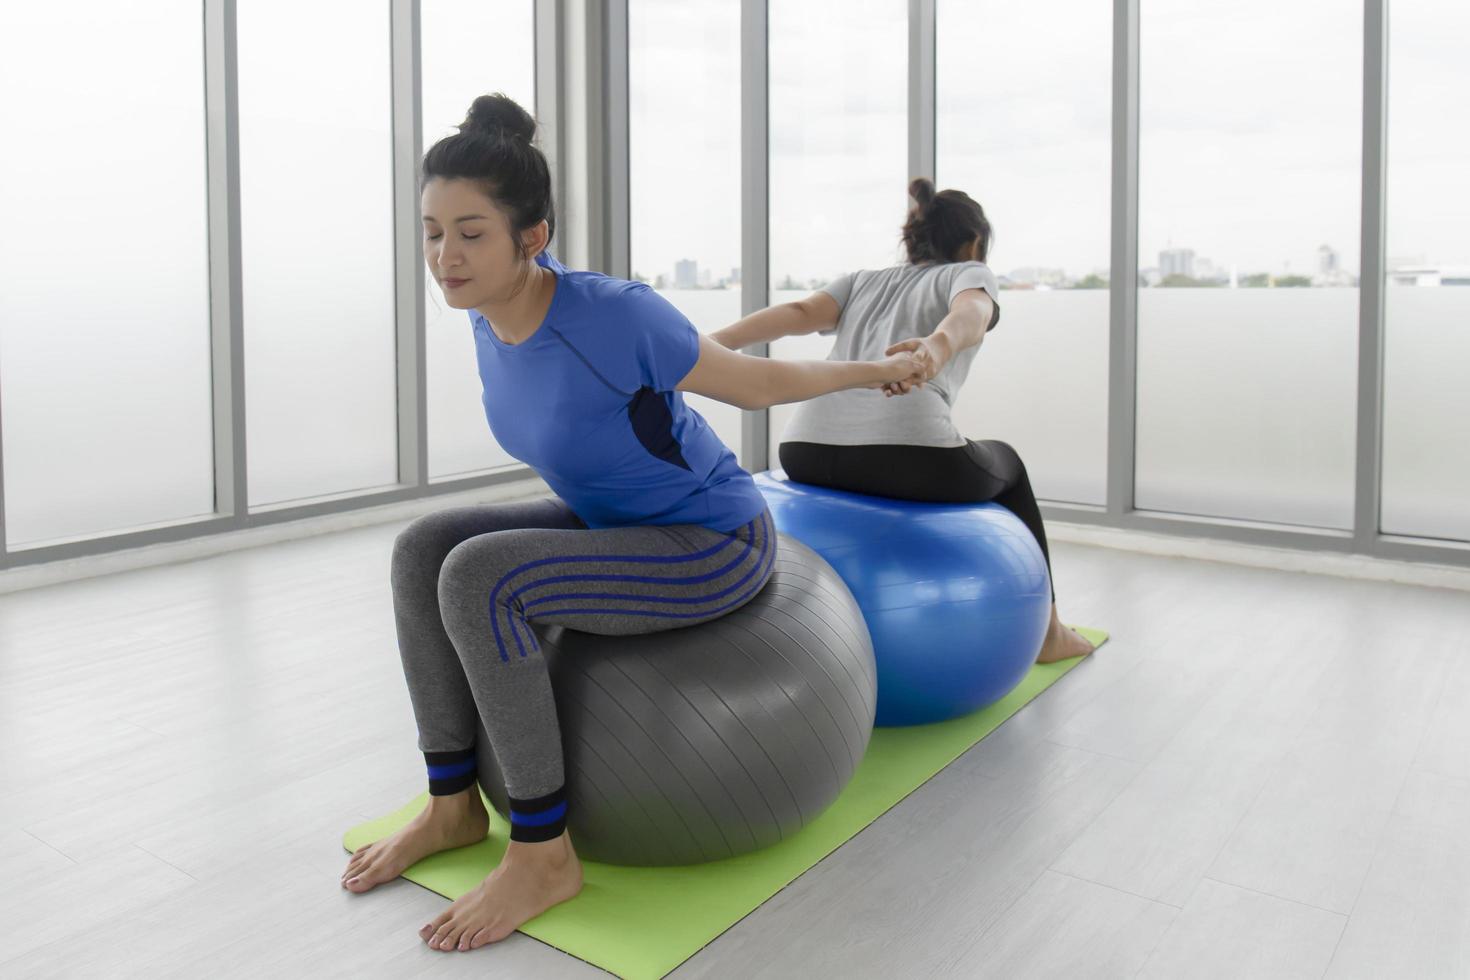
[{"x1": 340, "y1": 94, "x2": 922, "y2": 952}]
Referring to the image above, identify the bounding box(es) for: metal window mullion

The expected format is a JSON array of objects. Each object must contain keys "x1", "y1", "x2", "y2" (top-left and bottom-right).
[
  {"x1": 1106, "y1": 0, "x2": 1140, "y2": 519},
  {"x1": 390, "y1": 0, "x2": 425, "y2": 489},
  {"x1": 604, "y1": 0, "x2": 630, "y2": 279},
  {"x1": 908, "y1": 0, "x2": 935, "y2": 185},
  {"x1": 0, "y1": 357, "x2": 5, "y2": 564},
  {"x1": 535, "y1": 0, "x2": 565, "y2": 260},
  {"x1": 740, "y1": 0, "x2": 770, "y2": 474},
  {"x1": 577, "y1": 2, "x2": 606, "y2": 272},
  {"x1": 0, "y1": 199, "x2": 6, "y2": 562},
  {"x1": 204, "y1": 0, "x2": 246, "y2": 525},
  {"x1": 0, "y1": 309, "x2": 7, "y2": 567},
  {"x1": 1356, "y1": 0, "x2": 1389, "y2": 551}
]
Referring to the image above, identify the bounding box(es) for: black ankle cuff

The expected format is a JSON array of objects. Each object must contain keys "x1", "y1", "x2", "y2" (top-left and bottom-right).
[
  {"x1": 425, "y1": 747, "x2": 477, "y2": 796},
  {"x1": 507, "y1": 786, "x2": 568, "y2": 842}
]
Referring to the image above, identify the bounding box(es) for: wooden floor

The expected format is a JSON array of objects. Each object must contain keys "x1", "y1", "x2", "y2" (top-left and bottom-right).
[{"x1": 2, "y1": 511, "x2": 1467, "y2": 978}]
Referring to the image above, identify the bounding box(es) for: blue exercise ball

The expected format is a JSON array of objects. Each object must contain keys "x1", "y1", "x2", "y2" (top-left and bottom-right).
[{"x1": 754, "y1": 470, "x2": 1051, "y2": 726}]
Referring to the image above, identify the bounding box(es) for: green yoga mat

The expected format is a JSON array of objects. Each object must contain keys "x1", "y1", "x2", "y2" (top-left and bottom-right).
[{"x1": 343, "y1": 627, "x2": 1106, "y2": 979}]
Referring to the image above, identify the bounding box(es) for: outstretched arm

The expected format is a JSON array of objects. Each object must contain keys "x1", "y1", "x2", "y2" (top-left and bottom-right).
[
  {"x1": 708, "y1": 291, "x2": 841, "y2": 351},
  {"x1": 676, "y1": 334, "x2": 920, "y2": 410},
  {"x1": 883, "y1": 287, "x2": 995, "y2": 394}
]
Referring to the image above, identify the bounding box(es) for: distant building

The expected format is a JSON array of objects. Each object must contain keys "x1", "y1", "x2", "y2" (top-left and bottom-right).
[
  {"x1": 1160, "y1": 248, "x2": 1195, "y2": 279},
  {"x1": 674, "y1": 259, "x2": 698, "y2": 289},
  {"x1": 1388, "y1": 264, "x2": 1470, "y2": 286},
  {"x1": 1008, "y1": 266, "x2": 1068, "y2": 287},
  {"x1": 1194, "y1": 257, "x2": 1228, "y2": 285},
  {"x1": 1318, "y1": 244, "x2": 1339, "y2": 276},
  {"x1": 730, "y1": 267, "x2": 742, "y2": 285},
  {"x1": 1313, "y1": 244, "x2": 1357, "y2": 286}
]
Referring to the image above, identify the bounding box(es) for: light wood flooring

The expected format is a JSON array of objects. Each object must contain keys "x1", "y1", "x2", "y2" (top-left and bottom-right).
[{"x1": 2, "y1": 510, "x2": 1467, "y2": 978}]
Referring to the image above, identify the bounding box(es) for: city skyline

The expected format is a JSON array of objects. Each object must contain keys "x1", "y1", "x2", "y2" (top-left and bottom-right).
[
  {"x1": 634, "y1": 242, "x2": 1470, "y2": 293},
  {"x1": 629, "y1": 0, "x2": 1470, "y2": 298}
]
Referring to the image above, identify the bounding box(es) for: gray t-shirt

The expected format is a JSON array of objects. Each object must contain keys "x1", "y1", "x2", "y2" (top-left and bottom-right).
[{"x1": 781, "y1": 261, "x2": 1001, "y2": 448}]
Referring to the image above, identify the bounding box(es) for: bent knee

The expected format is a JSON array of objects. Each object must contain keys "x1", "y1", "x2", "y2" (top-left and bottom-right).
[
  {"x1": 436, "y1": 532, "x2": 534, "y2": 606},
  {"x1": 393, "y1": 514, "x2": 456, "y2": 584}
]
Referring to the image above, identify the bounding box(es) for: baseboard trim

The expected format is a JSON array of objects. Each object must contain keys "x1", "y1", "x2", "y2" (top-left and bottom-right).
[
  {"x1": 6, "y1": 486, "x2": 1467, "y2": 597},
  {"x1": 1047, "y1": 520, "x2": 1470, "y2": 593},
  {"x1": 0, "y1": 476, "x2": 551, "y2": 596}
]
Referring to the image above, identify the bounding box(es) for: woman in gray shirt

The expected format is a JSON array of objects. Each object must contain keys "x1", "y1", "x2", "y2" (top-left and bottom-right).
[{"x1": 712, "y1": 179, "x2": 1093, "y2": 665}]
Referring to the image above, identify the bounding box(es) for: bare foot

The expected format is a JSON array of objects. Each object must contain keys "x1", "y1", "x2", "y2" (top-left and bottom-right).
[
  {"x1": 420, "y1": 832, "x2": 584, "y2": 952},
  {"x1": 1036, "y1": 607, "x2": 1096, "y2": 664},
  {"x1": 341, "y1": 790, "x2": 490, "y2": 894}
]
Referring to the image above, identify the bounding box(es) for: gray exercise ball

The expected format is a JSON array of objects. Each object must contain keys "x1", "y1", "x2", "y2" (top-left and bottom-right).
[{"x1": 475, "y1": 532, "x2": 876, "y2": 866}]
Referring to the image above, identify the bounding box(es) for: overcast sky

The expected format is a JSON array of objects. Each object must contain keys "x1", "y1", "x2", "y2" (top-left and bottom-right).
[
  {"x1": 9, "y1": 1, "x2": 1458, "y2": 297},
  {"x1": 629, "y1": 0, "x2": 1470, "y2": 284}
]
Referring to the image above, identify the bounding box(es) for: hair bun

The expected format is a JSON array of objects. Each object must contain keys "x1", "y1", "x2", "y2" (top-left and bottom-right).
[
  {"x1": 462, "y1": 93, "x2": 537, "y2": 143},
  {"x1": 908, "y1": 177, "x2": 937, "y2": 209}
]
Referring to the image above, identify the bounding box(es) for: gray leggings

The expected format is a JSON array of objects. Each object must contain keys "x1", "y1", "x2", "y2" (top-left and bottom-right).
[{"x1": 390, "y1": 495, "x2": 775, "y2": 842}]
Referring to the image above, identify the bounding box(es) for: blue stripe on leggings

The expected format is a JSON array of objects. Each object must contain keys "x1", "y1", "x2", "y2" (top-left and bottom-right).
[
  {"x1": 521, "y1": 519, "x2": 770, "y2": 612},
  {"x1": 531, "y1": 513, "x2": 775, "y2": 623},
  {"x1": 534, "y1": 554, "x2": 773, "y2": 621},
  {"x1": 509, "y1": 800, "x2": 568, "y2": 827},
  {"x1": 489, "y1": 512, "x2": 772, "y2": 661},
  {"x1": 515, "y1": 526, "x2": 757, "y2": 611},
  {"x1": 510, "y1": 529, "x2": 754, "y2": 600},
  {"x1": 505, "y1": 517, "x2": 776, "y2": 646},
  {"x1": 487, "y1": 523, "x2": 748, "y2": 661},
  {"x1": 426, "y1": 758, "x2": 478, "y2": 780},
  {"x1": 515, "y1": 513, "x2": 766, "y2": 620}
]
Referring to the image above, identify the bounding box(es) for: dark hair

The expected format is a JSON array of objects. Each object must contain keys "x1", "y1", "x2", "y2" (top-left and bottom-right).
[
  {"x1": 901, "y1": 177, "x2": 992, "y2": 265},
  {"x1": 420, "y1": 94, "x2": 556, "y2": 265}
]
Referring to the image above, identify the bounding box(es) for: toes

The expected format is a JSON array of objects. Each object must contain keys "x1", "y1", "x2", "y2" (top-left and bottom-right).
[
  {"x1": 341, "y1": 855, "x2": 367, "y2": 881},
  {"x1": 426, "y1": 912, "x2": 456, "y2": 950},
  {"x1": 345, "y1": 865, "x2": 381, "y2": 892},
  {"x1": 468, "y1": 927, "x2": 495, "y2": 950},
  {"x1": 342, "y1": 843, "x2": 381, "y2": 880},
  {"x1": 421, "y1": 910, "x2": 450, "y2": 942}
]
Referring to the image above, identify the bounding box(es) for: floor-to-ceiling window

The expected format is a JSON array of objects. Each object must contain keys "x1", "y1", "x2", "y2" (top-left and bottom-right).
[
  {"x1": 766, "y1": 0, "x2": 908, "y2": 465},
  {"x1": 1135, "y1": 0, "x2": 1363, "y2": 529},
  {"x1": 936, "y1": 0, "x2": 1112, "y2": 506},
  {"x1": 239, "y1": 0, "x2": 399, "y2": 508},
  {"x1": 630, "y1": 0, "x2": 744, "y2": 457},
  {"x1": 0, "y1": 2, "x2": 214, "y2": 548},
  {"x1": 1381, "y1": 0, "x2": 1470, "y2": 542},
  {"x1": 4, "y1": 1, "x2": 1467, "y2": 572},
  {"x1": 423, "y1": 0, "x2": 537, "y2": 481}
]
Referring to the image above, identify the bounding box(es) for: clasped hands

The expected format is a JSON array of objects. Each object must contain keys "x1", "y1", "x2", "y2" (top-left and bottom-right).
[{"x1": 878, "y1": 333, "x2": 951, "y2": 398}]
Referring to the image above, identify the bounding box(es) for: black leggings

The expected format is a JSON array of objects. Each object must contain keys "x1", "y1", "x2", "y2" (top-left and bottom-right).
[{"x1": 779, "y1": 440, "x2": 1055, "y2": 601}]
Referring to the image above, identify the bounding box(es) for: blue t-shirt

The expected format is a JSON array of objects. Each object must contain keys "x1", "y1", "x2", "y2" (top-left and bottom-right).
[{"x1": 469, "y1": 252, "x2": 766, "y2": 532}]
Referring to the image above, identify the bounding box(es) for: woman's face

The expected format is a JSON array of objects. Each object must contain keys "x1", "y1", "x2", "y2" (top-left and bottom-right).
[{"x1": 421, "y1": 178, "x2": 525, "y2": 309}]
